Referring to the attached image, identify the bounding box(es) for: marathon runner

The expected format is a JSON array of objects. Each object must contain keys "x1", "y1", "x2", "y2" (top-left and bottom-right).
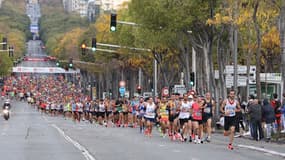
[
  {"x1": 202, "y1": 92, "x2": 216, "y2": 142},
  {"x1": 178, "y1": 94, "x2": 192, "y2": 142},
  {"x1": 220, "y1": 90, "x2": 241, "y2": 150},
  {"x1": 144, "y1": 97, "x2": 157, "y2": 137},
  {"x1": 192, "y1": 96, "x2": 205, "y2": 144},
  {"x1": 157, "y1": 97, "x2": 169, "y2": 138}
]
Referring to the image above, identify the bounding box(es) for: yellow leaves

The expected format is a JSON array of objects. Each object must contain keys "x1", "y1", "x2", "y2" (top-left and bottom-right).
[
  {"x1": 235, "y1": 10, "x2": 251, "y2": 25},
  {"x1": 206, "y1": 13, "x2": 232, "y2": 26},
  {"x1": 126, "y1": 58, "x2": 144, "y2": 67},
  {"x1": 52, "y1": 28, "x2": 86, "y2": 60},
  {"x1": 95, "y1": 14, "x2": 115, "y2": 43},
  {"x1": 262, "y1": 26, "x2": 280, "y2": 51}
]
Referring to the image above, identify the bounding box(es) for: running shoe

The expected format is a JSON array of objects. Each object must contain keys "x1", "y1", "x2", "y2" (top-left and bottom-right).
[
  {"x1": 158, "y1": 127, "x2": 162, "y2": 133},
  {"x1": 144, "y1": 129, "x2": 149, "y2": 135},
  {"x1": 206, "y1": 136, "x2": 211, "y2": 142},
  {"x1": 188, "y1": 136, "x2": 192, "y2": 143},
  {"x1": 228, "y1": 144, "x2": 234, "y2": 150},
  {"x1": 160, "y1": 132, "x2": 164, "y2": 137},
  {"x1": 171, "y1": 135, "x2": 176, "y2": 141}
]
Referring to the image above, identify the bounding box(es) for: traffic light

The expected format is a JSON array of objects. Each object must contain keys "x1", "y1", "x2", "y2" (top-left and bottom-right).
[
  {"x1": 137, "y1": 85, "x2": 142, "y2": 94},
  {"x1": 69, "y1": 58, "x2": 73, "y2": 68},
  {"x1": 2, "y1": 37, "x2": 7, "y2": 50},
  {"x1": 81, "y1": 43, "x2": 86, "y2": 55},
  {"x1": 190, "y1": 72, "x2": 195, "y2": 86},
  {"x1": 91, "y1": 38, "x2": 96, "y2": 51},
  {"x1": 110, "y1": 13, "x2": 117, "y2": 32},
  {"x1": 8, "y1": 46, "x2": 13, "y2": 57}
]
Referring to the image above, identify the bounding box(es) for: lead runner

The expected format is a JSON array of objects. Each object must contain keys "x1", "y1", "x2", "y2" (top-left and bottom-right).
[{"x1": 220, "y1": 90, "x2": 241, "y2": 150}]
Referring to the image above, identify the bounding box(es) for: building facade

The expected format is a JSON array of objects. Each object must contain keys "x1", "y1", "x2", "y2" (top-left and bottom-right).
[
  {"x1": 62, "y1": 0, "x2": 130, "y2": 18},
  {"x1": 87, "y1": 0, "x2": 101, "y2": 22}
]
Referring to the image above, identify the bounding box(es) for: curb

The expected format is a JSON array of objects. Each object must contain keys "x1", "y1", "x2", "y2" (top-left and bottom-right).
[{"x1": 237, "y1": 144, "x2": 285, "y2": 158}]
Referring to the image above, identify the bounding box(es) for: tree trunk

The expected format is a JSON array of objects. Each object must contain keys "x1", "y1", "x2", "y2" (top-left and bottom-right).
[
  {"x1": 178, "y1": 38, "x2": 191, "y2": 90},
  {"x1": 217, "y1": 28, "x2": 226, "y2": 100},
  {"x1": 280, "y1": 1, "x2": 285, "y2": 97},
  {"x1": 246, "y1": 24, "x2": 253, "y2": 100},
  {"x1": 203, "y1": 44, "x2": 210, "y2": 93},
  {"x1": 253, "y1": 1, "x2": 262, "y2": 100}
]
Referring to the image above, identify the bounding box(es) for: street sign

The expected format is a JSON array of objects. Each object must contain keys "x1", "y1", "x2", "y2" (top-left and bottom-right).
[
  {"x1": 162, "y1": 87, "x2": 169, "y2": 97},
  {"x1": 225, "y1": 76, "x2": 247, "y2": 88},
  {"x1": 119, "y1": 87, "x2": 126, "y2": 97},
  {"x1": 260, "y1": 73, "x2": 282, "y2": 83},
  {"x1": 119, "y1": 81, "x2": 126, "y2": 87},
  {"x1": 224, "y1": 65, "x2": 256, "y2": 74}
]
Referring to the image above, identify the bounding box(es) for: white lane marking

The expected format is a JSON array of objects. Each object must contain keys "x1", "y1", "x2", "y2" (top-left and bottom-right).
[
  {"x1": 238, "y1": 144, "x2": 285, "y2": 158},
  {"x1": 52, "y1": 124, "x2": 96, "y2": 160}
]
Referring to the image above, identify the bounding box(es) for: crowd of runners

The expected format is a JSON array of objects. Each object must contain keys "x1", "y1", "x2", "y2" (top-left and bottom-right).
[{"x1": 1, "y1": 75, "x2": 285, "y2": 150}]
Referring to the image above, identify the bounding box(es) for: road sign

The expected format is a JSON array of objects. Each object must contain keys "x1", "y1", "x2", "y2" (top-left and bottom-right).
[
  {"x1": 225, "y1": 76, "x2": 247, "y2": 88},
  {"x1": 162, "y1": 88, "x2": 169, "y2": 97},
  {"x1": 119, "y1": 81, "x2": 126, "y2": 87},
  {"x1": 224, "y1": 65, "x2": 256, "y2": 74},
  {"x1": 119, "y1": 87, "x2": 126, "y2": 95}
]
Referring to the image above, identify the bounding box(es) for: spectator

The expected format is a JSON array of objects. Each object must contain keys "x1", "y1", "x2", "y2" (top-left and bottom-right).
[
  {"x1": 281, "y1": 93, "x2": 285, "y2": 133},
  {"x1": 271, "y1": 93, "x2": 282, "y2": 132},
  {"x1": 248, "y1": 97, "x2": 263, "y2": 141},
  {"x1": 262, "y1": 99, "x2": 276, "y2": 142}
]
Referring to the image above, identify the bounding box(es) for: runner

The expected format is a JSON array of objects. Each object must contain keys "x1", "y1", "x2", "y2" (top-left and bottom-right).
[
  {"x1": 98, "y1": 99, "x2": 106, "y2": 125},
  {"x1": 157, "y1": 97, "x2": 169, "y2": 138},
  {"x1": 202, "y1": 92, "x2": 216, "y2": 142},
  {"x1": 105, "y1": 98, "x2": 114, "y2": 127},
  {"x1": 144, "y1": 97, "x2": 157, "y2": 137},
  {"x1": 220, "y1": 90, "x2": 241, "y2": 150},
  {"x1": 192, "y1": 96, "x2": 205, "y2": 144},
  {"x1": 138, "y1": 97, "x2": 146, "y2": 133},
  {"x1": 130, "y1": 96, "x2": 139, "y2": 128},
  {"x1": 84, "y1": 100, "x2": 91, "y2": 121},
  {"x1": 71, "y1": 100, "x2": 78, "y2": 122},
  {"x1": 178, "y1": 94, "x2": 192, "y2": 142},
  {"x1": 168, "y1": 94, "x2": 179, "y2": 140},
  {"x1": 122, "y1": 99, "x2": 129, "y2": 127}
]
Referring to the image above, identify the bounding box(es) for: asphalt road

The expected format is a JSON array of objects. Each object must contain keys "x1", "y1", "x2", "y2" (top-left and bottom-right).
[
  {"x1": 0, "y1": 100, "x2": 284, "y2": 160},
  {"x1": 0, "y1": 100, "x2": 85, "y2": 160}
]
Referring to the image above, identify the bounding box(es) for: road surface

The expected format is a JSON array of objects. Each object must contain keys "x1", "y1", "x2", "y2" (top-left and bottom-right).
[{"x1": 0, "y1": 100, "x2": 283, "y2": 160}]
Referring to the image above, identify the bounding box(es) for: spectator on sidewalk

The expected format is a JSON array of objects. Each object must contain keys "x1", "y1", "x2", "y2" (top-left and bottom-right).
[
  {"x1": 262, "y1": 99, "x2": 276, "y2": 142},
  {"x1": 248, "y1": 97, "x2": 264, "y2": 141},
  {"x1": 245, "y1": 95, "x2": 255, "y2": 137},
  {"x1": 271, "y1": 93, "x2": 282, "y2": 132},
  {"x1": 281, "y1": 93, "x2": 285, "y2": 133}
]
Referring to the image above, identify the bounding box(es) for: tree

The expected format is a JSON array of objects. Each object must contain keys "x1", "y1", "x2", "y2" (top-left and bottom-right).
[
  {"x1": 0, "y1": 54, "x2": 12, "y2": 76},
  {"x1": 281, "y1": 0, "x2": 285, "y2": 94}
]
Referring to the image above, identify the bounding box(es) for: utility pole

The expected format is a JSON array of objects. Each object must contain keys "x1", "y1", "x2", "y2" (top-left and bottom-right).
[
  {"x1": 154, "y1": 59, "x2": 158, "y2": 97},
  {"x1": 192, "y1": 47, "x2": 196, "y2": 91},
  {"x1": 233, "y1": 29, "x2": 238, "y2": 92},
  {"x1": 138, "y1": 67, "x2": 142, "y2": 86}
]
